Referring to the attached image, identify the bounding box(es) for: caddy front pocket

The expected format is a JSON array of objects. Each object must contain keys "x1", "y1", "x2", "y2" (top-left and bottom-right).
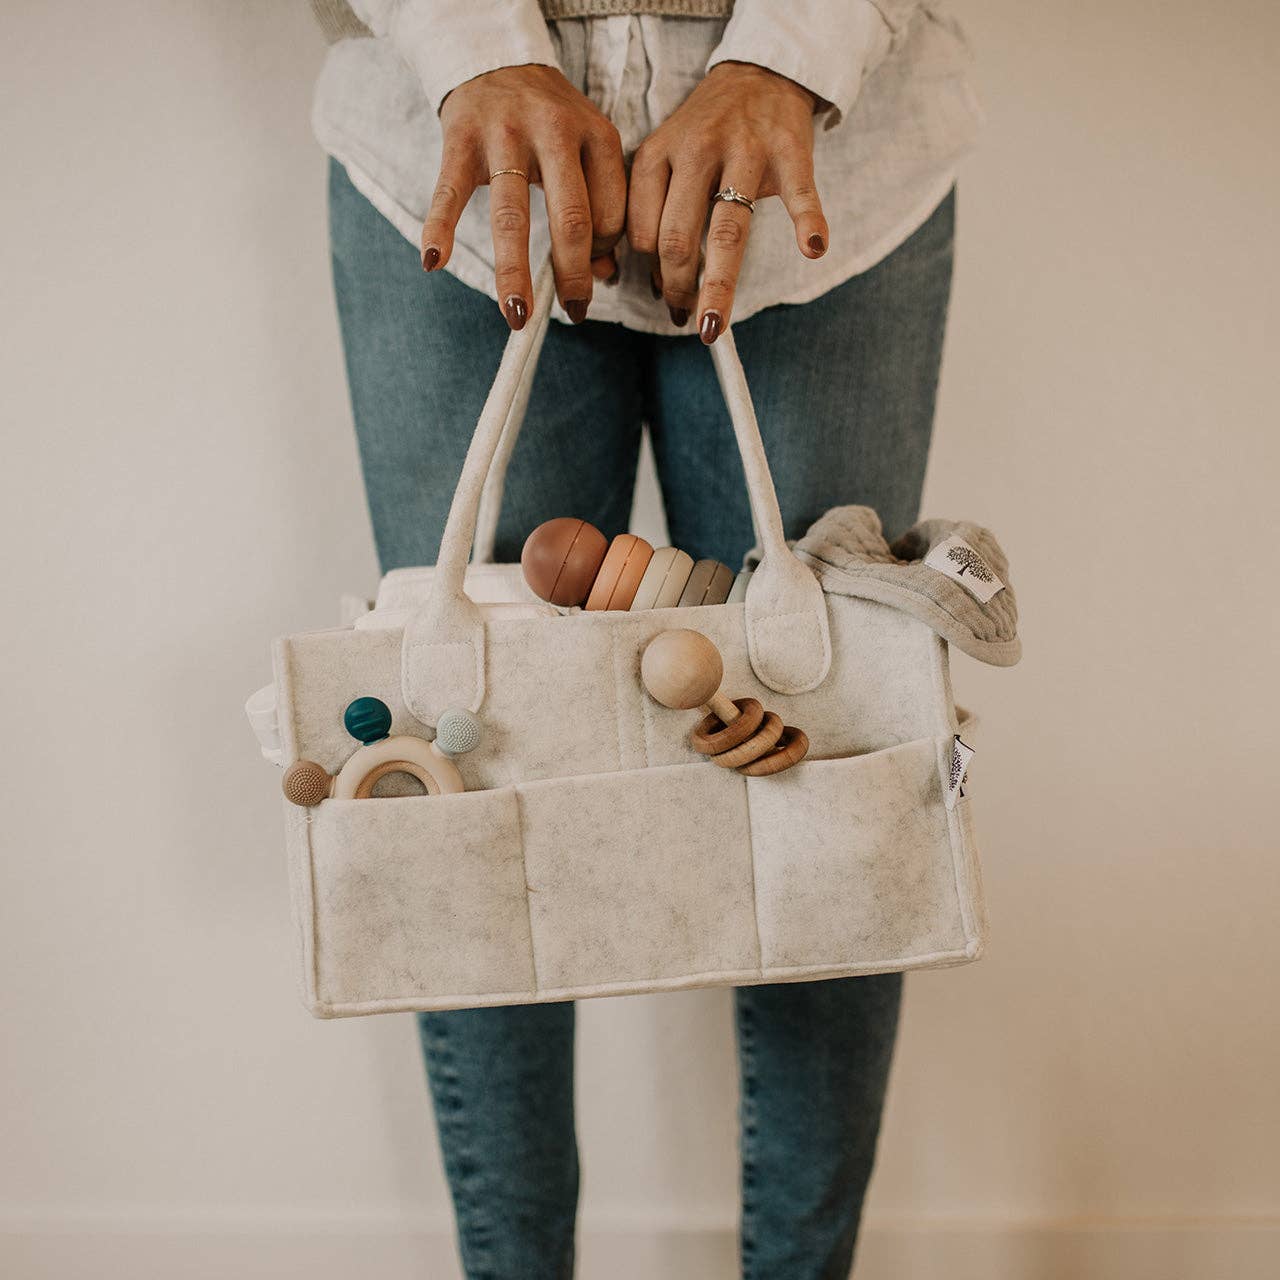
[
  {"x1": 302, "y1": 788, "x2": 535, "y2": 1013},
  {"x1": 746, "y1": 735, "x2": 978, "y2": 974},
  {"x1": 517, "y1": 763, "x2": 761, "y2": 994}
]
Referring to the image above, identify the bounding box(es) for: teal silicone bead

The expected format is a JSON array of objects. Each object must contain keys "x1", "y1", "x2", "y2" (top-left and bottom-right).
[
  {"x1": 435, "y1": 708, "x2": 482, "y2": 756},
  {"x1": 344, "y1": 696, "x2": 392, "y2": 744}
]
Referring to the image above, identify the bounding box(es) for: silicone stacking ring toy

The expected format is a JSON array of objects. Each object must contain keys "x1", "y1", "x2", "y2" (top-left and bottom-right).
[
  {"x1": 630, "y1": 546, "x2": 694, "y2": 611},
  {"x1": 282, "y1": 698, "x2": 479, "y2": 806},
  {"x1": 677, "y1": 559, "x2": 735, "y2": 608},
  {"x1": 522, "y1": 518, "x2": 736, "y2": 613},
  {"x1": 640, "y1": 630, "x2": 809, "y2": 777},
  {"x1": 585, "y1": 534, "x2": 654, "y2": 611},
  {"x1": 521, "y1": 517, "x2": 609, "y2": 606}
]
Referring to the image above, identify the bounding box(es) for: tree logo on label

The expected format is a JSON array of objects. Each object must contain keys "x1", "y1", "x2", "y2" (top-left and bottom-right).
[{"x1": 946, "y1": 544, "x2": 993, "y2": 581}]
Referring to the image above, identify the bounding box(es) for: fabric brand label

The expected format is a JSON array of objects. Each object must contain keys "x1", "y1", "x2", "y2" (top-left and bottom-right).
[
  {"x1": 946, "y1": 736, "x2": 975, "y2": 810},
  {"x1": 924, "y1": 536, "x2": 1005, "y2": 603}
]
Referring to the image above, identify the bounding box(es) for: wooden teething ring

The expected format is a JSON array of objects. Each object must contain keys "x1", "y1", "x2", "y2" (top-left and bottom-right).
[
  {"x1": 690, "y1": 697, "x2": 764, "y2": 755},
  {"x1": 707, "y1": 711, "x2": 784, "y2": 770},
  {"x1": 352, "y1": 759, "x2": 444, "y2": 798},
  {"x1": 738, "y1": 726, "x2": 810, "y2": 777}
]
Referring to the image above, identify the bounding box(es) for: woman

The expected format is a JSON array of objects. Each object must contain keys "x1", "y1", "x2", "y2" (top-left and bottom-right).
[{"x1": 310, "y1": 1, "x2": 980, "y2": 1275}]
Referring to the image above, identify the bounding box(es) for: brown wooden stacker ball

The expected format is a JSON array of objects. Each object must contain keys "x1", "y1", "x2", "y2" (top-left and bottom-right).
[
  {"x1": 521, "y1": 517, "x2": 609, "y2": 606},
  {"x1": 640, "y1": 630, "x2": 809, "y2": 776}
]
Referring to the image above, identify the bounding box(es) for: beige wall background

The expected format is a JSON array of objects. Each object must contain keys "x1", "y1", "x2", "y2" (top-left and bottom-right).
[{"x1": 2, "y1": 2, "x2": 1277, "y2": 1277}]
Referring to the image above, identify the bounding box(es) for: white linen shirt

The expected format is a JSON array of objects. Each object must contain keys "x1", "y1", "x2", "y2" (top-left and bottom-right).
[{"x1": 312, "y1": 0, "x2": 982, "y2": 335}]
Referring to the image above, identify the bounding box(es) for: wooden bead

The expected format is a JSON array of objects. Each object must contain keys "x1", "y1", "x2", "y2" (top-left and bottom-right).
[
  {"x1": 738, "y1": 725, "x2": 810, "y2": 776},
  {"x1": 585, "y1": 534, "x2": 654, "y2": 611},
  {"x1": 283, "y1": 759, "x2": 332, "y2": 807},
  {"x1": 690, "y1": 698, "x2": 764, "y2": 755},
  {"x1": 640, "y1": 629, "x2": 723, "y2": 710},
  {"x1": 521, "y1": 517, "x2": 608, "y2": 606}
]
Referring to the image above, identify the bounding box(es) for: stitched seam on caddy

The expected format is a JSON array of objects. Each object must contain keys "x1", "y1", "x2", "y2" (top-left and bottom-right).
[
  {"x1": 272, "y1": 637, "x2": 300, "y2": 763},
  {"x1": 513, "y1": 787, "x2": 542, "y2": 995},
  {"x1": 608, "y1": 625, "x2": 623, "y2": 771},
  {"x1": 928, "y1": 638, "x2": 978, "y2": 947},
  {"x1": 938, "y1": 732, "x2": 977, "y2": 948},
  {"x1": 748, "y1": 609, "x2": 827, "y2": 691},
  {"x1": 403, "y1": 638, "x2": 480, "y2": 712},
  {"x1": 303, "y1": 808, "x2": 324, "y2": 1012},
  {"x1": 741, "y1": 776, "x2": 765, "y2": 980}
]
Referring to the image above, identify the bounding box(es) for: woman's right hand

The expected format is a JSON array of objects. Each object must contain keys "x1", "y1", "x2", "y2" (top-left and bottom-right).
[{"x1": 421, "y1": 65, "x2": 627, "y2": 330}]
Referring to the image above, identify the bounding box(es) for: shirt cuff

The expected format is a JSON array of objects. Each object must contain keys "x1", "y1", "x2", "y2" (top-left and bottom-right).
[
  {"x1": 706, "y1": 0, "x2": 893, "y2": 130},
  {"x1": 360, "y1": 0, "x2": 560, "y2": 113}
]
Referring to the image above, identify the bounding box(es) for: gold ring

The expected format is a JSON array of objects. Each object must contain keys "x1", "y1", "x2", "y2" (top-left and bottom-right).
[{"x1": 488, "y1": 168, "x2": 529, "y2": 182}]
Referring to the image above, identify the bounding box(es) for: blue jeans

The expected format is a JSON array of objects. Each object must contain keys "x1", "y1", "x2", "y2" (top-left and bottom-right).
[{"x1": 329, "y1": 158, "x2": 955, "y2": 1280}]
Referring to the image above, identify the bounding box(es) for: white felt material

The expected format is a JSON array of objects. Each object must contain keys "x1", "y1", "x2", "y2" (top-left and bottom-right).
[
  {"x1": 746, "y1": 738, "x2": 969, "y2": 969},
  {"x1": 268, "y1": 587, "x2": 996, "y2": 1015},
  {"x1": 519, "y1": 764, "x2": 760, "y2": 991},
  {"x1": 305, "y1": 790, "x2": 535, "y2": 1008},
  {"x1": 281, "y1": 726, "x2": 985, "y2": 1016}
]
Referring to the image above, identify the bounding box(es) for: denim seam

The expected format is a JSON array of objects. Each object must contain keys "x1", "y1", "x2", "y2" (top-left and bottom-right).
[
  {"x1": 738, "y1": 998, "x2": 759, "y2": 1280},
  {"x1": 423, "y1": 1020, "x2": 497, "y2": 1277}
]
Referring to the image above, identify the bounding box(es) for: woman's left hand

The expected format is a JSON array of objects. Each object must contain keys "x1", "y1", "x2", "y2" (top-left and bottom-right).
[{"x1": 627, "y1": 60, "x2": 829, "y2": 344}]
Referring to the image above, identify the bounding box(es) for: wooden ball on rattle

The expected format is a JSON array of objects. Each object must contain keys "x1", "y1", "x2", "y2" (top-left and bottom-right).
[
  {"x1": 521, "y1": 517, "x2": 608, "y2": 606},
  {"x1": 640, "y1": 629, "x2": 739, "y2": 725}
]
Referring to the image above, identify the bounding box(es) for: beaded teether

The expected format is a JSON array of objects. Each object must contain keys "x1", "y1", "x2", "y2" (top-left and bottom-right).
[
  {"x1": 640, "y1": 630, "x2": 809, "y2": 776},
  {"x1": 281, "y1": 698, "x2": 479, "y2": 806}
]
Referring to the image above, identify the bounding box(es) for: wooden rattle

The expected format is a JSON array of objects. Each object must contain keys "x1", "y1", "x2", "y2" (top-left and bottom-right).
[
  {"x1": 282, "y1": 698, "x2": 478, "y2": 806},
  {"x1": 639, "y1": 630, "x2": 809, "y2": 776}
]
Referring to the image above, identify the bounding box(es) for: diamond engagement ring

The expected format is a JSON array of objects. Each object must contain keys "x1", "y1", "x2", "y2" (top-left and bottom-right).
[{"x1": 712, "y1": 186, "x2": 756, "y2": 213}]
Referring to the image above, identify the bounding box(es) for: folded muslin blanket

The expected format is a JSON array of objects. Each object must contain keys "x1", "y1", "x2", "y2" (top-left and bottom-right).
[{"x1": 794, "y1": 506, "x2": 1020, "y2": 668}]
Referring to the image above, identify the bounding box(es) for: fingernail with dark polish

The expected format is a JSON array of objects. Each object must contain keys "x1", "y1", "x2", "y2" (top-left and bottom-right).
[
  {"x1": 566, "y1": 299, "x2": 589, "y2": 324},
  {"x1": 808, "y1": 233, "x2": 826, "y2": 256},
  {"x1": 650, "y1": 273, "x2": 663, "y2": 301},
  {"x1": 699, "y1": 310, "x2": 722, "y2": 345},
  {"x1": 422, "y1": 245, "x2": 440, "y2": 271},
  {"x1": 604, "y1": 265, "x2": 620, "y2": 286},
  {"x1": 668, "y1": 305, "x2": 689, "y2": 328},
  {"x1": 504, "y1": 295, "x2": 528, "y2": 330}
]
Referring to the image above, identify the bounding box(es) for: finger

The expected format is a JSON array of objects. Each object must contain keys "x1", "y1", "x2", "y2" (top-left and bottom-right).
[
  {"x1": 656, "y1": 160, "x2": 715, "y2": 328},
  {"x1": 591, "y1": 252, "x2": 619, "y2": 285},
  {"x1": 774, "y1": 146, "x2": 829, "y2": 259},
  {"x1": 421, "y1": 140, "x2": 481, "y2": 273},
  {"x1": 582, "y1": 121, "x2": 627, "y2": 262},
  {"x1": 697, "y1": 156, "x2": 765, "y2": 344},
  {"x1": 486, "y1": 157, "x2": 535, "y2": 331},
  {"x1": 537, "y1": 141, "x2": 595, "y2": 323},
  {"x1": 626, "y1": 141, "x2": 670, "y2": 260}
]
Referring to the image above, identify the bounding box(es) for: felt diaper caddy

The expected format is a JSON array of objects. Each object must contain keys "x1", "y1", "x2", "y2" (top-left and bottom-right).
[{"x1": 247, "y1": 261, "x2": 1020, "y2": 1019}]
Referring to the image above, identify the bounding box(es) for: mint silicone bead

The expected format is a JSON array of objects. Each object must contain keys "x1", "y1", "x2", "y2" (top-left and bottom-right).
[{"x1": 436, "y1": 708, "x2": 482, "y2": 756}]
